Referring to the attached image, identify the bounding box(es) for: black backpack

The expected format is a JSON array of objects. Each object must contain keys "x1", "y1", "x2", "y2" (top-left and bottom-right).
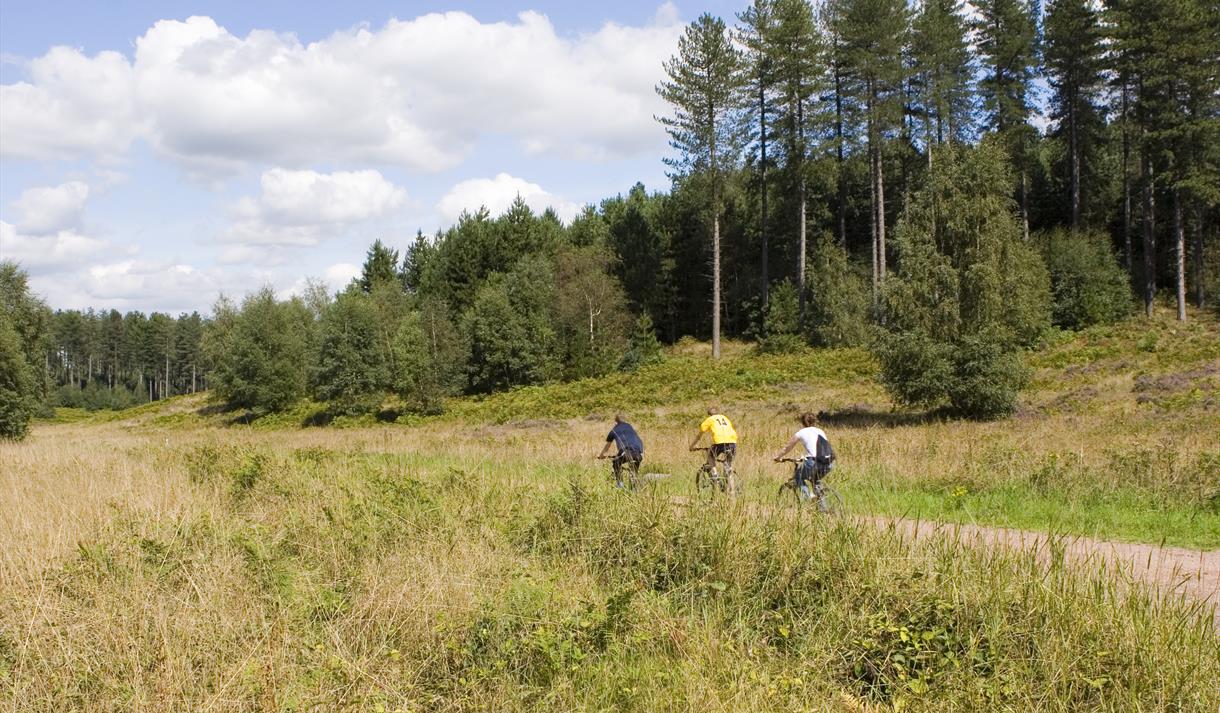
[{"x1": 815, "y1": 434, "x2": 836, "y2": 473}]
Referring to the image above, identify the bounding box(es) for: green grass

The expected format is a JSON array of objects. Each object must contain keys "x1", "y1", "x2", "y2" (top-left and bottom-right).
[
  {"x1": 441, "y1": 346, "x2": 878, "y2": 424},
  {"x1": 7, "y1": 441, "x2": 1217, "y2": 711},
  {"x1": 842, "y1": 478, "x2": 1220, "y2": 549}
]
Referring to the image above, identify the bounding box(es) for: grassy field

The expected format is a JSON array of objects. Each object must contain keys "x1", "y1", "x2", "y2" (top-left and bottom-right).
[{"x1": 3, "y1": 309, "x2": 1218, "y2": 711}]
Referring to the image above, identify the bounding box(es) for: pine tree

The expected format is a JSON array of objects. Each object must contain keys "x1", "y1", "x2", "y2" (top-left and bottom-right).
[
  {"x1": 769, "y1": 0, "x2": 826, "y2": 324},
  {"x1": 657, "y1": 13, "x2": 744, "y2": 359},
  {"x1": 835, "y1": 0, "x2": 911, "y2": 294},
  {"x1": 358, "y1": 239, "x2": 400, "y2": 293},
  {"x1": 1044, "y1": 0, "x2": 1106, "y2": 228},
  {"x1": 974, "y1": 0, "x2": 1038, "y2": 241},
  {"x1": 910, "y1": 0, "x2": 974, "y2": 153},
  {"x1": 735, "y1": 0, "x2": 779, "y2": 308}
]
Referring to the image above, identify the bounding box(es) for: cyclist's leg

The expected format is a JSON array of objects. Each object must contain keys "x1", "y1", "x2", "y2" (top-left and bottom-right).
[
  {"x1": 627, "y1": 450, "x2": 642, "y2": 487},
  {"x1": 611, "y1": 453, "x2": 626, "y2": 487},
  {"x1": 800, "y1": 458, "x2": 818, "y2": 501},
  {"x1": 723, "y1": 444, "x2": 738, "y2": 493},
  {"x1": 705, "y1": 446, "x2": 718, "y2": 476}
]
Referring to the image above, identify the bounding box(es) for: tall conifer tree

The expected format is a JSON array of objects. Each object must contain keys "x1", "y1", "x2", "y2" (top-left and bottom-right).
[
  {"x1": 1044, "y1": 0, "x2": 1106, "y2": 227},
  {"x1": 657, "y1": 14, "x2": 743, "y2": 359},
  {"x1": 974, "y1": 0, "x2": 1038, "y2": 240}
]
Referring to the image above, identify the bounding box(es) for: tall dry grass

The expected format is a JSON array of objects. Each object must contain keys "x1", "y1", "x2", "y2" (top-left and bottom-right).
[{"x1": 2, "y1": 413, "x2": 1217, "y2": 711}]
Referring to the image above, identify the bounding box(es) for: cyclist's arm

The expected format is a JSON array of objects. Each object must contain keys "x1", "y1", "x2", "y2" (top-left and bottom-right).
[
  {"x1": 597, "y1": 440, "x2": 614, "y2": 459},
  {"x1": 689, "y1": 430, "x2": 705, "y2": 451},
  {"x1": 773, "y1": 435, "x2": 800, "y2": 462}
]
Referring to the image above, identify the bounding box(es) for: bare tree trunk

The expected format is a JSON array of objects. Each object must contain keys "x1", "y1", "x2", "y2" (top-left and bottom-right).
[
  {"x1": 797, "y1": 100, "x2": 807, "y2": 326},
  {"x1": 713, "y1": 210, "x2": 722, "y2": 360},
  {"x1": 192, "y1": 363, "x2": 197, "y2": 394},
  {"x1": 1193, "y1": 205, "x2": 1205, "y2": 309},
  {"x1": 835, "y1": 66, "x2": 846, "y2": 247},
  {"x1": 868, "y1": 84, "x2": 879, "y2": 295},
  {"x1": 1069, "y1": 97, "x2": 1080, "y2": 227},
  {"x1": 799, "y1": 185, "x2": 807, "y2": 321},
  {"x1": 870, "y1": 143, "x2": 879, "y2": 294},
  {"x1": 712, "y1": 117, "x2": 721, "y2": 360},
  {"x1": 1174, "y1": 187, "x2": 1186, "y2": 321},
  {"x1": 1020, "y1": 170, "x2": 1030, "y2": 241},
  {"x1": 1121, "y1": 84, "x2": 1132, "y2": 270},
  {"x1": 1142, "y1": 153, "x2": 1156, "y2": 317},
  {"x1": 760, "y1": 81, "x2": 769, "y2": 309},
  {"x1": 876, "y1": 139, "x2": 887, "y2": 281}
]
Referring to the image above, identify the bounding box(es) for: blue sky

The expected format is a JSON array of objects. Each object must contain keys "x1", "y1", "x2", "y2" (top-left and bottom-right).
[{"x1": 0, "y1": 1, "x2": 740, "y2": 314}]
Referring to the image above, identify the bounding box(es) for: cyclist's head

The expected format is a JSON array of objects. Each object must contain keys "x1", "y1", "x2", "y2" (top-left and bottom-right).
[
  {"x1": 614, "y1": 412, "x2": 625, "y2": 424},
  {"x1": 799, "y1": 411, "x2": 818, "y2": 427},
  {"x1": 706, "y1": 405, "x2": 719, "y2": 416}
]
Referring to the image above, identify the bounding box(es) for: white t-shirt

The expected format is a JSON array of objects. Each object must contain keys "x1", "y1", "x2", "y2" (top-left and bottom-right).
[{"x1": 793, "y1": 426, "x2": 828, "y2": 458}]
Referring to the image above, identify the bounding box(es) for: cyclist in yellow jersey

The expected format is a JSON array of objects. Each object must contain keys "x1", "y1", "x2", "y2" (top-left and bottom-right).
[{"x1": 690, "y1": 406, "x2": 738, "y2": 490}]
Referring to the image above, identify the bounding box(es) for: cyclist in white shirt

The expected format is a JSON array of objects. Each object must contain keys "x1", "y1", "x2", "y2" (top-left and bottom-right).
[{"x1": 772, "y1": 412, "x2": 834, "y2": 500}]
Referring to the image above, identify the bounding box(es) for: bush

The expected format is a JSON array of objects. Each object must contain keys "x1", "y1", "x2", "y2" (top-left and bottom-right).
[
  {"x1": 946, "y1": 335, "x2": 1030, "y2": 419},
  {"x1": 0, "y1": 316, "x2": 36, "y2": 440},
  {"x1": 807, "y1": 235, "x2": 874, "y2": 347},
  {"x1": 759, "y1": 281, "x2": 806, "y2": 354},
  {"x1": 1036, "y1": 228, "x2": 1133, "y2": 329},
  {"x1": 208, "y1": 288, "x2": 312, "y2": 413},
  {"x1": 875, "y1": 140, "x2": 1047, "y2": 419},
  {"x1": 876, "y1": 332, "x2": 956, "y2": 409},
  {"x1": 619, "y1": 313, "x2": 665, "y2": 372},
  {"x1": 314, "y1": 292, "x2": 389, "y2": 415}
]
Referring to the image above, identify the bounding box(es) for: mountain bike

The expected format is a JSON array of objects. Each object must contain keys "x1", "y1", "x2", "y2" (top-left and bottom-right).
[
  {"x1": 598, "y1": 452, "x2": 642, "y2": 491},
  {"x1": 775, "y1": 457, "x2": 842, "y2": 514},
  {"x1": 693, "y1": 446, "x2": 737, "y2": 495}
]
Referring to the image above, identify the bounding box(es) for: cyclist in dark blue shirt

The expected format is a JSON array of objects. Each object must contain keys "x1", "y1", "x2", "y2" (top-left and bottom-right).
[{"x1": 597, "y1": 413, "x2": 644, "y2": 488}]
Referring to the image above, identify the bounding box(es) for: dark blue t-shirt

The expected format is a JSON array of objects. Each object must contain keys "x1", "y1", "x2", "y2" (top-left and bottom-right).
[{"x1": 607, "y1": 422, "x2": 644, "y2": 455}]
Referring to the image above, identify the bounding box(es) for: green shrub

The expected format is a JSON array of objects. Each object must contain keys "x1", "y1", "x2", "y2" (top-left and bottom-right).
[
  {"x1": 946, "y1": 335, "x2": 1030, "y2": 419},
  {"x1": 0, "y1": 316, "x2": 36, "y2": 440},
  {"x1": 1036, "y1": 228, "x2": 1133, "y2": 329},
  {"x1": 807, "y1": 235, "x2": 874, "y2": 347},
  {"x1": 876, "y1": 332, "x2": 956, "y2": 409},
  {"x1": 759, "y1": 281, "x2": 806, "y2": 354},
  {"x1": 619, "y1": 313, "x2": 665, "y2": 372}
]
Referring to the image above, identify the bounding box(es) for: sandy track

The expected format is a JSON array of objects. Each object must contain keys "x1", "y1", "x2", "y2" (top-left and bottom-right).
[{"x1": 863, "y1": 515, "x2": 1220, "y2": 627}]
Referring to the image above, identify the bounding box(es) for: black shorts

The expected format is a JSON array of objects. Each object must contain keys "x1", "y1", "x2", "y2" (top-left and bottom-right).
[
  {"x1": 711, "y1": 443, "x2": 736, "y2": 460},
  {"x1": 613, "y1": 449, "x2": 642, "y2": 468}
]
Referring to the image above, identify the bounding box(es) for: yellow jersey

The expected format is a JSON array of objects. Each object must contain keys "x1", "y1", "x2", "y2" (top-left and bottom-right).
[{"x1": 700, "y1": 414, "x2": 738, "y2": 444}]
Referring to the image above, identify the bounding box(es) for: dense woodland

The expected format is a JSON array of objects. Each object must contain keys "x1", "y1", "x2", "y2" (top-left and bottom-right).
[{"x1": 1, "y1": 0, "x2": 1217, "y2": 438}]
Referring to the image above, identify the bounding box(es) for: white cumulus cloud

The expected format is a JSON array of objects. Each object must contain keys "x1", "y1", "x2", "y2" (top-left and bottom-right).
[
  {"x1": 0, "y1": 220, "x2": 111, "y2": 272},
  {"x1": 0, "y1": 47, "x2": 140, "y2": 161},
  {"x1": 12, "y1": 181, "x2": 90, "y2": 234},
  {"x1": 438, "y1": 173, "x2": 580, "y2": 223},
  {"x1": 223, "y1": 168, "x2": 406, "y2": 248},
  {"x1": 1, "y1": 8, "x2": 682, "y2": 173}
]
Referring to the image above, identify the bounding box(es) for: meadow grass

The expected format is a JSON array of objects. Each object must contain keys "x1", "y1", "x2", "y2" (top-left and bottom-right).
[
  {"x1": 2, "y1": 423, "x2": 1216, "y2": 712},
  {"x1": 4, "y1": 311, "x2": 1217, "y2": 710}
]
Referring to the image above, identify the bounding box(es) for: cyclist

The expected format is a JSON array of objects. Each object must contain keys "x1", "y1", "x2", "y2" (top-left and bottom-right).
[
  {"x1": 597, "y1": 413, "x2": 644, "y2": 488},
  {"x1": 689, "y1": 406, "x2": 738, "y2": 493},
  {"x1": 772, "y1": 411, "x2": 834, "y2": 501}
]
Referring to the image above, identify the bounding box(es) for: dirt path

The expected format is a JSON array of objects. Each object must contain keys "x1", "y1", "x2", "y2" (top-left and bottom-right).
[
  {"x1": 861, "y1": 515, "x2": 1220, "y2": 627},
  {"x1": 671, "y1": 492, "x2": 1219, "y2": 627}
]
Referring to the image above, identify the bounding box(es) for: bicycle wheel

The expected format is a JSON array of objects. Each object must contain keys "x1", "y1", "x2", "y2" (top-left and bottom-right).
[
  {"x1": 625, "y1": 459, "x2": 643, "y2": 491},
  {"x1": 813, "y1": 483, "x2": 843, "y2": 515},
  {"x1": 777, "y1": 477, "x2": 817, "y2": 507},
  {"x1": 776, "y1": 479, "x2": 802, "y2": 506}
]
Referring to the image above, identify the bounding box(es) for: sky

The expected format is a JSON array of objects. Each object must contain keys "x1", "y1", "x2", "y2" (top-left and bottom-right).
[{"x1": 0, "y1": 1, "x2": 742, "y2": 315}]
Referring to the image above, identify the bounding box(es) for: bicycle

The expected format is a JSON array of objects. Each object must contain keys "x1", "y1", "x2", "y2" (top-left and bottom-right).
[
  {"x1": 775, "y1": 457, "x2": 842, "y2": 514},
  {"x1": 598, "y1": 452, "x2": 642, "y2": 491},
  {"x1": 693, "y1": 446, "x2": 737, "y2": 495}
]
